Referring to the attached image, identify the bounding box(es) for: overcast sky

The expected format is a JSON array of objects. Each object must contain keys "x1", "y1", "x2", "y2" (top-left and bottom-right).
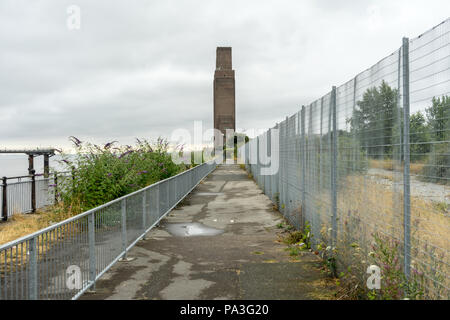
[{"x1": 1, "y1": 0, "x2": 449, "y2": 151}]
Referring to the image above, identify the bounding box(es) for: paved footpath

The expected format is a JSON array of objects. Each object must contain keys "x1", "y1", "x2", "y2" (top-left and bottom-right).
[{"x1": 81, "y1": 165, "x2": 335, "y2": 300}]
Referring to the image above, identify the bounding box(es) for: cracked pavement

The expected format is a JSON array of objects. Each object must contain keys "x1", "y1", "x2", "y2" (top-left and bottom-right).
[{"x1": 81, "y1": 164, "x2": 336, "y2": 300}]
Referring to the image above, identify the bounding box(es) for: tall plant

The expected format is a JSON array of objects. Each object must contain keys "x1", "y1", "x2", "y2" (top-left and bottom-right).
[{"x1": 57, "y1": 137, "x2": 186, "y2": 212}]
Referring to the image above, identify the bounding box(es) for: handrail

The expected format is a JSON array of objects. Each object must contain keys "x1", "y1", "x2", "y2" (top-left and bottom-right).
[
  {"x1": 0, "y1": 160, "x2": 217, "y2": 300},
  {"x1": 0, "y1": 161, "x2": 215, "y2": 251}
]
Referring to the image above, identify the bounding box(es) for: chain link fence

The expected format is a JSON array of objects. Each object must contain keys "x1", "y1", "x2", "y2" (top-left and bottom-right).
[{"x1": 240, "y1": 19, "x2": 449, "y2": 299}]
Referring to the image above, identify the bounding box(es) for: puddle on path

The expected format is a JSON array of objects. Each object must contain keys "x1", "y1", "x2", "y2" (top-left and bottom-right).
[{"x1": 164, "y1": 222, "x2": 224, "y2": 237}]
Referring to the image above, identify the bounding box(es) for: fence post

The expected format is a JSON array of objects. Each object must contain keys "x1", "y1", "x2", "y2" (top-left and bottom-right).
[
  {"x1": 31, "y1": 169, "x2": 36, "y2": 213},
  {"x1": 88, "y1": 212, "x2": 96, "y2": 290},
  {"x1": 120, "y1": 199, "x2": 128, "y2": 261},
  {"x1": 352, "y1": 77, "x2": 358, "y2": 172},
  {"x1": 402, "y1": 37, "x2": 411, "y2": 279},
  {"x1": 318, "y1": 98, "x2": 324, "y2": 249},
  {"x1": 43, "y1": 154, "x2": 50, "y2": 178},
  {"x1": 274, "y1": 123, "x2": 279, "y2": 206},
  {"x1": 54, "y1": 173, "x2": 58, "y2": 204},
  {"x1": 245, "y1": 135, "x2": 249, "y2": 170},
  {"x1": 331, "y1": 86, "x2": 338, "y2": 249},
  {"x1": 301, "y1": 107, "x2": 306, "y2": 230},
  {"x1": 28, "y1": 154, "x2": 34, "y2": 175},
  {"x1": 262, "y1": 133, "x2": 266, "y2": 194},
  {"x1": 308, "y1": 105, "x2": 314, "y2": 230},
  {"x1": 153, "y1": 185, "x2": 160, "y2": 221},
  {"x1": 267, "y1": 128, "x2": 272, "y2": 199},
  {"x1": 258, "y1": 135, "x2": 262, "y2": 186},
  {"x1": 296, "y1": 111, "x2": 300, "y2": 228},
  {"x1": 2, "y1": 177, "x2": 7, "y2": 221},
  {"x1": 28, "y1": 237, "x2": 38, "y2": 300},
  {"x1": 284, "y1": 116, "x2": 289, "y2": 215},
  {"x1": 169, "y1": 180, "x2": 172, "y2": 211},
  {"x1": 142, "y1": 191, "x2": 147, "y2": 240}
]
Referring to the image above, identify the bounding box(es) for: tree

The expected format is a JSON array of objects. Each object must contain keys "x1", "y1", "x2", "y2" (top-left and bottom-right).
[
  {"x1": 425, "y1": 96, "x2": 450, "y2": 142},
  {"x1": 409, "y1": 112, "x2": 430, "y2": 161},
  {"x1": 349, "y1": 81, "x2": 399, "y2": 159},
  {"x1": 420, "y1": 96, "x2": 450, "y2": 184}
]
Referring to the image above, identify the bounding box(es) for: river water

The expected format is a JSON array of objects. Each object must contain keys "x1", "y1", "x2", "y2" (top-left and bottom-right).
[{"x1": 0, "y1": 154, "x2": 69, "y2": 177}]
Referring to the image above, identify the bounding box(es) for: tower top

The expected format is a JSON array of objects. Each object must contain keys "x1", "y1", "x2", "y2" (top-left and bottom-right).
[{"x1": 216, "y1": 47, "x2": 232, "y2": 70}]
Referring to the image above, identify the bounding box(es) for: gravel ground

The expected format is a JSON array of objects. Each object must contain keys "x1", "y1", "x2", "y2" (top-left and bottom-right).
[{"x1": 368, "y1": 168, "x2": 450, "y2": 205}]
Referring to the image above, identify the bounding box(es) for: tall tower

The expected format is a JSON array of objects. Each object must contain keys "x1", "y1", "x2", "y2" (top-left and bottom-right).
[{"x1": 214, "y1": 47, "x2": 236, "y2": 140}]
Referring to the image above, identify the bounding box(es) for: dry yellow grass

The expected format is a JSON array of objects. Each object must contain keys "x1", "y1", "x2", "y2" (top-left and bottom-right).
[
  {"x1": 0, "y1": 203, "x2": 84, "y2": 274},
  {"x1": 0, "y1": 202, "x2": 80, "y2": 246},
  {"x1": 372, "y1": 173, "x2": 394, "y2": 181},
  {"x1": 369, "y1": 159, "x2": 424, "y2": 175},
  {"x1": 410, "y1": 162, "x2": 425, "y2": 175},
  {"x1": 370, "y1": 159, "x2": 395, "y2": 171},
  {"x1": 0, "y1": 213, "x2": 48, "y2": 246},
  {"x1": 335, "y1": 174, "x2": 449, "y2": 299}
]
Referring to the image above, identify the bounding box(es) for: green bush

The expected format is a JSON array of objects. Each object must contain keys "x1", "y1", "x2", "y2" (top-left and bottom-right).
[
  {"x1": 368, "y1": 233, "x2": 424, "y2": 300},
  {"x1": 420, "y1": 143, "x2": 450, "y2": 185},
  {"x1": 57, "y1": 137, "x2": 187, "y2": 212},
  {"x1": 337, "y1": 134, "x2": 368, "y2": 175}
]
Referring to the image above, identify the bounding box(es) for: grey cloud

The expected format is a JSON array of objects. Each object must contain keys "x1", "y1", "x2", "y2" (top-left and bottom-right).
[{"x1": 0, "y1": 0, "x2": 449, "y2": 150}]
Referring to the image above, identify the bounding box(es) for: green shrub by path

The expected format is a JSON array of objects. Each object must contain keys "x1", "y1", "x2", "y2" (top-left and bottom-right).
[
  {"x1": 419, "y1": 142, "x2": 450, "y2": 185},
  {"x1": 56, "y1": 137, "x2": 189, "y2": 213},
  {"x1": 367, "y1": 233, "x2": 425, "y2": 300},
  {"x1": 282, "y1": 221, "x2": 312, "y2": 250}
]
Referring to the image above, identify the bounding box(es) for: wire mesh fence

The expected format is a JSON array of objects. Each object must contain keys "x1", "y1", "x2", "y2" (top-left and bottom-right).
[
  {"x1": 239, "y1": 19, "x2": 449, "y2": 299},
  {"x1": 0, "y1": 161, "x2": 216, "y2": 300}
]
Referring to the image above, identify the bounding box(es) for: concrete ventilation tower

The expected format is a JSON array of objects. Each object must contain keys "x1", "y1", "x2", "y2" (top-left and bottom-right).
[{"x1": 213, "y1": 47, "x2": 236, "y2": 144}]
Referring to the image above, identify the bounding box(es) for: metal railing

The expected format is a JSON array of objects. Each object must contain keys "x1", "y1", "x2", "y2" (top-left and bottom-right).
[
  {"x1": 239, "y1": 19, "x2": 449, "y2": 299},
  {"x1": 1, "y1": 172, "x2": 72, "y2": 221},
  {"x1": 0, "y1": 161, "x2": 216, "y2": 300}
]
